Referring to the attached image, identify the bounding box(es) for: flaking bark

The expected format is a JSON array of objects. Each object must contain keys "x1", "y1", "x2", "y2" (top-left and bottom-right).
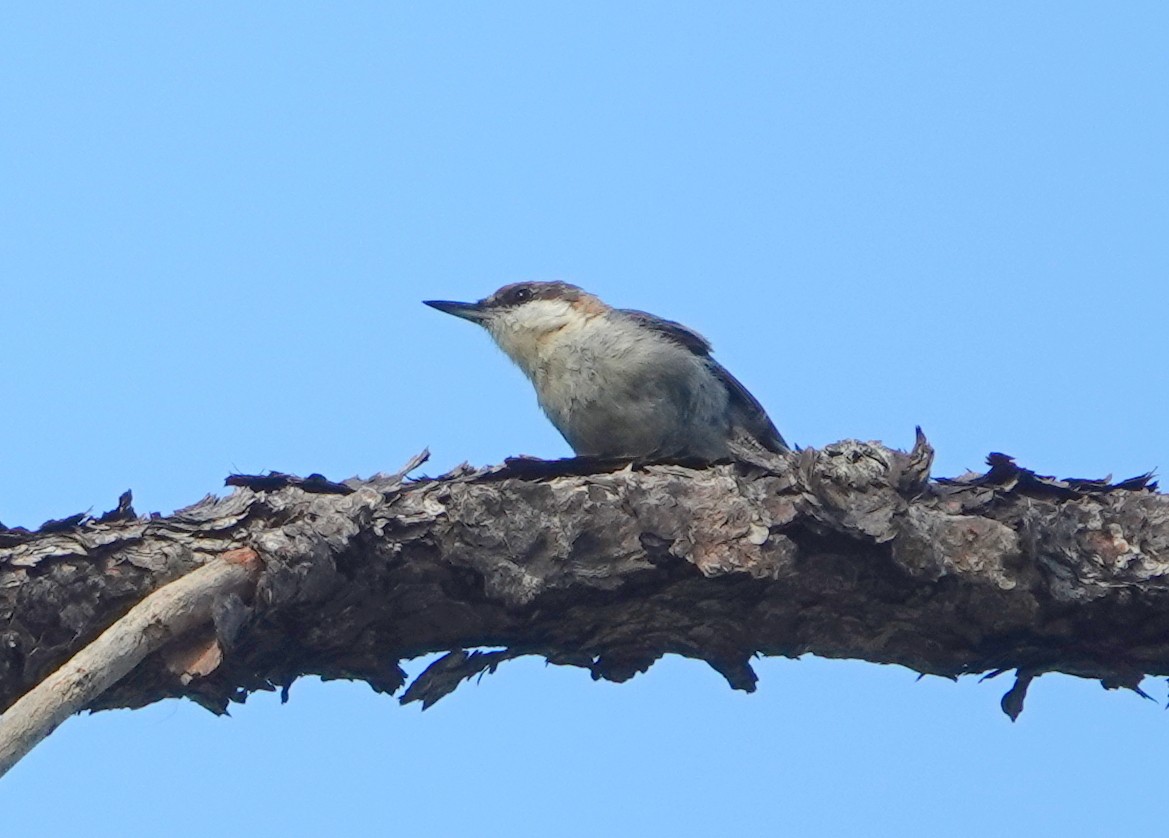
[{"x1": 2, "y1": 435, "x2": 1166, "y2": 726}]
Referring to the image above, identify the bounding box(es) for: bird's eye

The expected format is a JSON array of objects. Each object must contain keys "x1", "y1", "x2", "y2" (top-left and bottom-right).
[{"x1": 512, "y1": 287, "x2": 532, "y2": 304}]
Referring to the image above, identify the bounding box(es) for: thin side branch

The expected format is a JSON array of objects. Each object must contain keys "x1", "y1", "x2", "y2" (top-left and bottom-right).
[{"x1": 0, "y1": 548, "x2": 261, "y2": 778}]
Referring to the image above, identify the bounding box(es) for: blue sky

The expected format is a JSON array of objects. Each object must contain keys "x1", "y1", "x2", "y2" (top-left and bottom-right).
[{"x1": 3, "y1": 3, "x2": 1167, "y2": 834}]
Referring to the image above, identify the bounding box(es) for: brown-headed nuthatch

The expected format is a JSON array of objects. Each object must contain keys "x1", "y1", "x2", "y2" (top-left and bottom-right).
[{"x1": 424, "y1": 281, "x2": 788, "y2": 462}]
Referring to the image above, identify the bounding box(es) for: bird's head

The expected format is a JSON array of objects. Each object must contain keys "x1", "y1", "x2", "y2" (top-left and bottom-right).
[{"x1": 425, "y1": 281, "x2": 607, "y2": 371}]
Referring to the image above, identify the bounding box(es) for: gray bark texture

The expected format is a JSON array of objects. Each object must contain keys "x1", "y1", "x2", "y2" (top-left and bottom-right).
[{"x1": 1, "y1": 435, "x2": 1166, "y2": 724}]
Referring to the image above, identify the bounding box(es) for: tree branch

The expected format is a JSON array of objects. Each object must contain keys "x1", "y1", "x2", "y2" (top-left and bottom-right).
[{"x1": 1, "y1": 435, "x2": 1165, "y2": 762}]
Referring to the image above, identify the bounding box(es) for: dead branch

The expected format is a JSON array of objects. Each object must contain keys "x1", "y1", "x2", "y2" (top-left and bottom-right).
[{"x1": 1, "y1": 434, "x2": 1166, "y2": 763}]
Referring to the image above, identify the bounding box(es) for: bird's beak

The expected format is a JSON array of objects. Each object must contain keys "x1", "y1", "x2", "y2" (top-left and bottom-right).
[{"x1": 423, "y1": 299, "x2": 489, "y2": 323}]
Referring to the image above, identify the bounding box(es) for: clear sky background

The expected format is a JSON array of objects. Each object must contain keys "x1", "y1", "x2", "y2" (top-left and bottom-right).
[{"x1": 2, "y1": 3, "x2": 1166, "y2": 834}]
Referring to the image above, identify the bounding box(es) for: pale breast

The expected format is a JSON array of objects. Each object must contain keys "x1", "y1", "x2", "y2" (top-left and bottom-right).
[{"x1": 531, "y1": 320, "x2": 732, "y2": 458}]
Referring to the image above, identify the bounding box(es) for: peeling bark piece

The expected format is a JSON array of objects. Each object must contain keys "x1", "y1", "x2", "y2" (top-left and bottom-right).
[
  {"x1": 95, "y1": 490, "x2": 136, "y2": 524},
  {"x1": 165, "y1": 634, "x2": 225, "y2": 685},
  {"x1": 226, "y1": 472, "x2": 354, "y2": 495},
  {"x1": 1001, "y1": 669, "x2": 1036, "y2": 722},
  {"x1": 400, "y1": 649, "x2": 521, "y2": 709}
]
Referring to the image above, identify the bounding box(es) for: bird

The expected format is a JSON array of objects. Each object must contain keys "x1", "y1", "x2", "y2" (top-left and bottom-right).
[{"x1": 424, "y1": 281, "x2": 788, "y2": 463}]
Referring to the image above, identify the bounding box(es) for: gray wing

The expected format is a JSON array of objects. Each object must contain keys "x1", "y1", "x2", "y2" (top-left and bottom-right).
[
  {"x1": 617, "y1": 309, "x2": 789, "y2": 453},
  {"x1": 617, "y1": 308, "x2": 713, "y2": 354},
  {"x1": 711, "y1": 362, "x2": 789, "y2": 453}
]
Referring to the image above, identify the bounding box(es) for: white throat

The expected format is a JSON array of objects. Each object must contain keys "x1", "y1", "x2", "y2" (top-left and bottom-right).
[{"x1": 484, "y1": 299, "x2": 590, "y2": 375}]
